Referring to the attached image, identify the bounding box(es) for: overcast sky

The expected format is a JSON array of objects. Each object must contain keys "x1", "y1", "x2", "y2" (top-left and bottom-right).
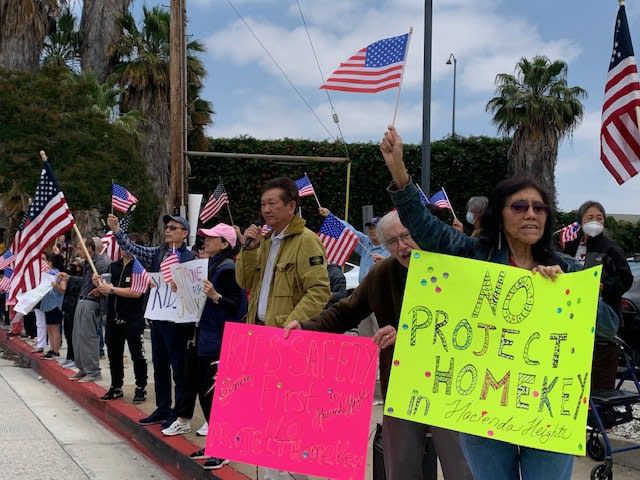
[{"x1": 125, "y1": 0, "x2": 640, "y2": 214}]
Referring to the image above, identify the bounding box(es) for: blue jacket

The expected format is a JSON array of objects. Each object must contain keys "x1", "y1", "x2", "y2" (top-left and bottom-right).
[
  {"x1": 341, "y1": 220, "x2": 389, "y2": 282},
  {"x1": 388, "y1": 181, "x2": 581, "y2": 272}
]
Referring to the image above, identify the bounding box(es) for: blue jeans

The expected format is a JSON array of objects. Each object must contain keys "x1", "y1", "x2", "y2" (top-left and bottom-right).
[{"x1": 460, "y1": 433, "x2": 574, "y2": 480}]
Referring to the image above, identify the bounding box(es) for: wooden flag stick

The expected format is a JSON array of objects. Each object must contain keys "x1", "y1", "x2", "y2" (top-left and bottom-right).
[
  {"x1": 226, "y1": 203, "x2": 235, "y2": 225},
  {"x1": 391, "y1": 27, "x2": 414, "y2": 127},
  {"x1": 441, "y1": 187, "x2": 458, "y2": 221},
  {"x1": 72, "y1": 224, "x2": 98, "y2": 276},
  {"x1": 304, "y1": 172, "x2": 322, "y2": 209}
]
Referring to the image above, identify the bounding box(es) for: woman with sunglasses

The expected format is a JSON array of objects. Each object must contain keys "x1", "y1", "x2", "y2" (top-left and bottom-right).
[{"x1": 379, "y1": 126, "x2": 581, "y2": 480}]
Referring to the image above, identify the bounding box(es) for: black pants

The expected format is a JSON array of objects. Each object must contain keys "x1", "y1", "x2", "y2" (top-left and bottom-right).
[
  {"x1": 105, "y1": 319, "x2": 148, "y2": 389},
  {"x1": 176, "y1": 344, "x2": 218, "y2": 420},
  {"x1": 63, "y1": 310, "x2": 74, "y2": 361},
  {"x1": 24, "y1": 311, "x2": 37, "y2": 338}
]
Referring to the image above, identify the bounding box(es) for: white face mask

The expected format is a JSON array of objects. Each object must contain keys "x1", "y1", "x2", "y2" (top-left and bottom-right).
[
  {"x1": 465, "y1": 211, "x2": 475, "y2": 224},
  {"x1": 582, "y1": 221, "x2": 604, "y2": 238}
]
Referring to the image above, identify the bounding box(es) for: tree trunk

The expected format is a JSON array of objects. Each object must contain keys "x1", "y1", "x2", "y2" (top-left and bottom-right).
[
  {"x1": 0, "y1": 0, "x2": 58, "y2": 72},
  {"x1": 80, "y1": 0, "x2": 131, "y2": 83},
  {"x1": 508, "y1": 128, "x2": 559, "y2": 206}
]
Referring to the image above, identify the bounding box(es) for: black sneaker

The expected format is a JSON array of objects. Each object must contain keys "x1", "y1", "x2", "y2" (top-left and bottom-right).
[
  {"x1": 202, "y1": 458, "x2": 229, "y2": 470},
  {"x1": 139, "y1": 410, "x2": 170, "y2": 425},
  {"x1": 190, "y1": 448, "x2": 207, "y2": 460},
  {"x1": 161, "y1": 415, "x2": 177, "y2": 429},
  {"x1": 100, "y1": 387, "x2": 124, "y2": 401},
  {"x1": 41, "y1": 351, "x2": 57, "y2": 360},
  {"x1": 132, "y1": 387, "x2": 146, "y2": 404}
]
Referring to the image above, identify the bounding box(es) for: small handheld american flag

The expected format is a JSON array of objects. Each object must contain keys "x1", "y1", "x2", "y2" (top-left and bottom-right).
[
  {"x1": 294, "y1": 174, "x2": 315, "y2": 198},
  {"x1": 0, "y1": 250, "x2": 15, "y2": 270},
  {"x1": 130, "y1": 257, "x2": 151, "y2": 294},
  {"x1": 428, "y1": 189, "x2": 451, "y2": 209},
  {"x1": 559, "y1": 222, "x2": 581, "y2": 248},
  {"x1": 200, "y1": 181, "x2": 229, "y2": 223},
  {"x1": 160, "y1": 251, "x2": 179, "y2": 283},
  {"x1": 112, "y1": 184, "x2": 138, "y2": 213},
  {"x1": 318, "y1": 214, "x2": 359, "y2": 266},
  {"x1": 0, "y1": 268, "x2": 13, "y2": 292}
]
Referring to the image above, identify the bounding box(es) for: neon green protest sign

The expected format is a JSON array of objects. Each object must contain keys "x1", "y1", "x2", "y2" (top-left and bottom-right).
[{"x1": 385, "y1": 251, "x2": 602, "y2": 455}]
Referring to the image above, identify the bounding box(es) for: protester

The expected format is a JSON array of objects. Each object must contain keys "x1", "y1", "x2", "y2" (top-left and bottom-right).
[
  {"x1": 285, "y1": 210, "x2": 473, "y2": 480},
  {"x1": 563, "y1": 200, "x2": 633, "y2": 389},
  {"x1": 108, "y1": 212, "x2": 197, "y2": 427},
  {"x1": 465, "y1": 196, "x2": 489, "y2": 237},
  {"x1": 318, "y1": 207, "x2": 389, "y2": 336},
  {"x1": 236, "y1": 177, "x2": 330, "y2": 480},
  {"x1": 380, "y1": 125, "x2": 581, "y2": 480},
  {"x1": 93, "y1": 247, "x2": 148, "y2": 403},
  {"x1": 58, "y1": 237, "x2": 110, "y2": 383},
  {"x1": 326, "y1": 263, "x2": 347, "y2": 308},
  {"x1": 58, "y1": 257, "x2": 83, "y2": 368},
  {"x1": 163, "y1": 223, "x2": 244, "y2": 471}
]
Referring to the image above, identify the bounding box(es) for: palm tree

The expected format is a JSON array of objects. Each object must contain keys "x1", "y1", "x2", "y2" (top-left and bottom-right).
[
  {"x1": 486, "y1": 56, "x2": 586, "y2": 202},
  {"x1": 80, "y1": 0, "x2": 131, "y2": 83},
  {"x1": 0, "y1": 0, "x2": 60, "y2": 72},
  {"x1": 110, "y1": 6, "x2": 212, "y2": 235},
  {"x1": 41, "y1": 6, "x2": 80, "y2": 70}
]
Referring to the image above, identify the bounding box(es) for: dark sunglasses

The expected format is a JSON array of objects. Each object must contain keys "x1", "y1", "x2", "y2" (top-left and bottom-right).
[
  {"x1": 507, "y1": 200, "x2": 549, "y2": 215},
  {"x1": 164, "y1": 225, "x2": 186, "y2": 231}
]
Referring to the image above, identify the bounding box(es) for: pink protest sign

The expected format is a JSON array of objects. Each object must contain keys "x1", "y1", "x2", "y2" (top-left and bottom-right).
[{"x1": 205, "y1": 323, "x2": 378, "y2": 479}]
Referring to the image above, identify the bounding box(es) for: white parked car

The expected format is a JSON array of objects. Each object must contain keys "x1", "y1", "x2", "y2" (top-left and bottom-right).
[{"x1": 344, "y1": 262, "x2": 360, "y2": 293}]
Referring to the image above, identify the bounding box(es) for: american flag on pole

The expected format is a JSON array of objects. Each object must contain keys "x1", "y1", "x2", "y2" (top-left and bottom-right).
[
  {"x1": 318, "y1": 214, "x2": 359, "y2": 266},
  {"x1": 0, "y1": 250, "x2": 15, "y2": 269},
  {"x1": 112, "y1": 183, "x2": 138, "y2": 213},
  {"x1": 294, "y1": 174, "x2": 315, "y2": 198},
  {"x1": 160, "y1": 250, "x2": 180, "y2": 283},
  {"x1": 8, "y1": 162, "x2": 74, "y2": 304},
  {"x1": 428, "y1": 189, "x2": 451, "y2": 209},
  {"x1": 0, "y1": 268, "x2": 13, "y2": 292},
  {"x1": 101, "y1": 212, "x2": 132, "y2": 261},
  {"x1": 601, "y1": 4, "x2": 640, "y2": 184},
  {"x1": 200, "y1": 181, "x2": 229, "y2": 223},
  {"x1": 320, "y1": 33, "x2": 409, "y2": 93},
  {"x1": 130, "y1": 257, "x2": 151, "y2": 294},
  {"x1": 559, "y1": 222, "x2": 581, "y2": 248}
]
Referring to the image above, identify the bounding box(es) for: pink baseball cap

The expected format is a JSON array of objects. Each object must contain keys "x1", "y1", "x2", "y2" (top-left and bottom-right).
[{"x1": 198, "y1": 223, "x2": 237, "y2": 248}]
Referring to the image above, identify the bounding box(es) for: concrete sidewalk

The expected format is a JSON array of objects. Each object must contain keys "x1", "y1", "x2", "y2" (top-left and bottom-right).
[{"x1": 2, "y1": 326, "x2": 640, "y2": 479}]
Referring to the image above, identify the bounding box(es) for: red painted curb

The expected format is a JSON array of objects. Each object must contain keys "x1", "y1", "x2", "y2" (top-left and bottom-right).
[{"x1": 0, "y1": 331, "x2": 249, "y2": 480}]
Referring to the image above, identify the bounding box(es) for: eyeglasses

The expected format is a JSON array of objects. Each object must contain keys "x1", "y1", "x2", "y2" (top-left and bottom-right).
[
  {"x1": 507, "y1": 200, "x2": 549, "y2": 215},
  {"x1": 385, "y1": 231, "x2": 413, "y2": 248},
  {"x1": 164, "y1": 225, "x2": 186, "y2": 231}
]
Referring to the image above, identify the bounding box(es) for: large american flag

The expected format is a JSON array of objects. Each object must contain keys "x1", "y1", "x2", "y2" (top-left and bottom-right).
[
  {"x1": 200, "y1": 181, "x2": 229, "y2": 223},
  {"x1": 8, "y1": 162, "x2": 75, "y2": 304},
  {"x1": 320, "y1": 33, "x2": 409, "y2": 93},
  {"x1": 160, "y1": 251, "x2": 180, "y2": 283},
  {"x1": 601, "y1": 5, "x2": 640, "y2": 184},
  {"x1": 0, "y1": 249, "x2": 15, "y2": 270},
  {"x1": 112, "y1": 183, "x2": 138, "y2": 213},
  {"x1": 101, "y1": 212, "x2": 132, "y2": 261},
  {"x1": 130, "y1": 257, "x2": 151, "y2": 294},
  {"x1": 318, "y1": 214, "x2": 358, "y2": 266},
  {"x1": 294, "y1": 174, "x2": 315, "y2": 198}
]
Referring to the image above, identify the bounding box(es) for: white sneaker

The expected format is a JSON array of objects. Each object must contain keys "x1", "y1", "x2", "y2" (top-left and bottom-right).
[
  {"x1": 196, "y1": 421, "x2": 209, "y2": 436},
  {"x1": 161, "y1": 418, "x2": 191, "y2": 436}
]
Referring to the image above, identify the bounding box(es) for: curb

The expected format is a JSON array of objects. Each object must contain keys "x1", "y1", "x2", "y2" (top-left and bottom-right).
[{"x1": 0, "y1": 330, "x2": 249, "y2": 480}]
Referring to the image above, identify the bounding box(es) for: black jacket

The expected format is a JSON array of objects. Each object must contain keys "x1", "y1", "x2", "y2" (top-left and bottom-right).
[
  {"x1": 106, "y1": 258, "x2": 145, "y2": 324},
  {"x1": 564, "y1": 233, "x2": 633, "y2": 314}
]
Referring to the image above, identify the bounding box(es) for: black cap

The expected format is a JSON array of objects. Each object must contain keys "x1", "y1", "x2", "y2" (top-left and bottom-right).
[
  {"x1": 162, "y1": 214, "x2": 190, "y2": 231},
  {"x1": 364, "y1": 217, "x2": 380, "y2": 227}
]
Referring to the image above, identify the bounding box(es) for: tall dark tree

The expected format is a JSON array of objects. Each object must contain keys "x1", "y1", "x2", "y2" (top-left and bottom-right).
[
  {"x1": 41, "y1": 6, "x2": 80, "y2": 69},
  {"x1": 80, "y1": 0, "x2": 131, "y2": 82},
  {"x1": 486, "y1": 56, "x2": 586, "y2": 202},
  {"x1": 0, "y1": 0, "x2": 60, "y2": 72}
]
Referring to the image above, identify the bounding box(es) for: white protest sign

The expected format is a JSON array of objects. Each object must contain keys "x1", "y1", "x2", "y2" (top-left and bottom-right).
[
  {"x1": 14, "y1": 272, "x2": 56, "y2": 315},
  {"x1": 144, "y1": 259, "x2": 208, "y2": 323}
]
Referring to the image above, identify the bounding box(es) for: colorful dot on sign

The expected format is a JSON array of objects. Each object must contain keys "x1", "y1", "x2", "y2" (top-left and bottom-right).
[
  {"x1": 435, "y1": 286, "x2": 442, "y2": 293},
  {"x1": 556, "y1": 307, "x2": 562, "y2": 314},
  {"x1": 583, "y1": 397, "x2": 587, "y2": 404},
  {"x1": 577, "y1": 298, "x2": 582, "y2": 304},
  {"x1": 567, "y1": 300, "x2": 572, "y2": 307},
  {"x1": 424, "y1": 371, "x2": 432, "y2": 378},
  {"x1": 413, "y1": 252, "x2": 421, "y2": 259},
  {"x1": 443, "y1": 272, "x2": 449, "y2": 279},
  {"x1": 571, "y1": 347, "x2": 575, "y2": 354},
  {"x1": 591, "y1": 326, "x2": 595, "y2": 334},
  {"x1": 428, "y1": 266, "x2": 434, "y2": 272},
  {"x1": 402, "y1": 324, "x2": 409, "y2": 330},
  {"x1": 420, "y1": 279, "x2": 427, "y2": 286},
  {"x1": 328, "y1": 387, "x2": 333, "y2": 394},
  {"x1": 277, "y1": 382, "x2": 282, "y2": 389},
  {"x1": 487, "y1": 430, "x2": 494, "y2": 437},
  {"x1": 578, "y1": 443, "x2": 583, "y2": 450},
  {"x1": 235, "y1": 436, "x2": 240, "y2": 442},
  {"x1": 569, "y1": 313, "x2": 574, "y2": 319},
  {"x1": 594, "y1": 271, "x2": 598, "y2": 277},
  {"x1": 565, "y1": 289, "x2": 571, "y2": 295},
  {"x1": 387, "y1": 407, "x2": 394, "y2": 413},
  {"x1": 533, "y1": 391, "x2": 539, "y2": 398},
  {"x1": 431, "y1": 276, "x2": 437, "y2": 283},
  {"x1": 393, "y1": 360, "x2": 400, "y2": 366},
  {"x1": 302, "y1": 451, "x2": 309, "y2": 459}
]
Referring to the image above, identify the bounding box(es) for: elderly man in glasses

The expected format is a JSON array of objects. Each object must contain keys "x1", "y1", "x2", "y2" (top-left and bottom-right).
[
  {"x1": 284, "y1": 210, "x2": 473, "y2": 480},
  {"x1": 107, "y1": 213, "x2": 197, "y2": 427}
]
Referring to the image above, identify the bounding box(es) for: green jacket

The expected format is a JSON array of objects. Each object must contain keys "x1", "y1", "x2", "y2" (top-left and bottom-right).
[{"x1": 236, "y1": 215, "x2": 330, "y2": 327}]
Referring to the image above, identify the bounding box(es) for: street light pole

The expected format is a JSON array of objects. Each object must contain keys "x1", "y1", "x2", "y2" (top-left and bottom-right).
[{"x1": 446, "y1": 53, "x2": 457, "y2": 137}]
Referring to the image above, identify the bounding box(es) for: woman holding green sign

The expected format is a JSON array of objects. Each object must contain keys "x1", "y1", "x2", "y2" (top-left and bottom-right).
[{"x1": 380, "y1": 126, "x2": 581, "y2": 480}]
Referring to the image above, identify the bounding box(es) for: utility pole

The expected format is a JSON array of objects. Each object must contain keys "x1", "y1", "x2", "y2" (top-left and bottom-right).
[
  {"x1": 421, "y1": 1, "x2": 433, "y2": 195},
  {"x1": 169, "y1": 0, "x2": 185, "y2": 215}
]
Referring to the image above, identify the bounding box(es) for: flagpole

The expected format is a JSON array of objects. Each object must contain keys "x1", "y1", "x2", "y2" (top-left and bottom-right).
[
  {"x1": 226, "y1": 203, "x2": 235, "y2": 225},
  {"x1": 441, "y1": 187, "x2": 458, "y2": 221},
  {"x1": 391, "y1": 27, "x2": 413, "y2": 127},
  {"x1": 111, "y1": 179, "x2": 114, "y2": 215},
  {"x1": 304, "y1": 172, "x2": 323, "y2": 209}
]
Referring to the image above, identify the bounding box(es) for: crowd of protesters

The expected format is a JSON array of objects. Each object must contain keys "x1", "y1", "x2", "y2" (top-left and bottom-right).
[{"x1": 0, "y1": 134, "x2": 634, "y2": 479}]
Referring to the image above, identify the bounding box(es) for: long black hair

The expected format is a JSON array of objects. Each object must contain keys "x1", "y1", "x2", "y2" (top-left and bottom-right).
[{"x1": 480, "y1": 175, "x2": 558, "y2": 265}]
